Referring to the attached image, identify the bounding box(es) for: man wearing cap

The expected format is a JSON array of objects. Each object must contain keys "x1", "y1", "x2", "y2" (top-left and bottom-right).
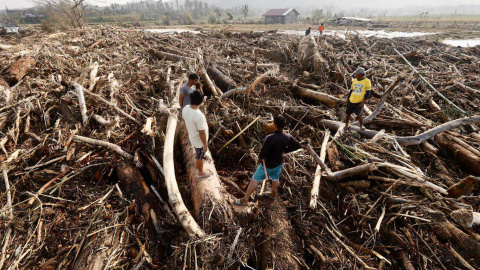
[{"x1": 344, "y1": 67, "x2": 372, "y2": 131}]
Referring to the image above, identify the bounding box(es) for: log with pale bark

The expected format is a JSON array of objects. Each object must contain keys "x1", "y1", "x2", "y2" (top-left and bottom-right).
[
  {"x1": 319, "y1": 115, "x2": 480, "y2": 145},
  {"x1": 163, "y1": 109, "x2": 205, "y2": 238},
  {"x1": 310, "y1": 130, "x2": 330, "y2": 209},
  {"x1": 3, "y1": 55, "x2": 37, "y2": 84}
]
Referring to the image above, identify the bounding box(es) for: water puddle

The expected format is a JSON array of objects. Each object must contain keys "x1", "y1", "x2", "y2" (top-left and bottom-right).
[
  {"x1": 442, "y1": 39, "x2": 480, "y2": 47},
  {"x1": 278, "y1": 29, "x2": 434, "y2": 39},
  {"x1": 146, "y1": 29, "x2": 200, "y2": 34}
]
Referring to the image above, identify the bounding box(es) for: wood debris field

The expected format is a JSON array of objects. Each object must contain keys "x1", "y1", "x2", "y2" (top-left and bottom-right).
[{"x1": 0, "y1": 26, "x2": 479, "y2": 269}]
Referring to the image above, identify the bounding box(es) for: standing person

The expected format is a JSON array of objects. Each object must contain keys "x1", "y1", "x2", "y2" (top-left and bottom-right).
[
  {"x1": 180, "y1": 73, "x2": 199, "y2": 109},
  {"x1": 344, "y1": 67, "x2": 372, "y2": 131},
  {"x1": 305, "y1": 27, "x2": 311, "y2": 36},
  {"x1": 234, "y1": 115, "x2": 301, "y2": 206},
  {"x1": 182, "y1": 90, "x2": 210, "y2": 179},
  {"x1": 318, "y1": 23, "x2": 325, "y2": 36}
]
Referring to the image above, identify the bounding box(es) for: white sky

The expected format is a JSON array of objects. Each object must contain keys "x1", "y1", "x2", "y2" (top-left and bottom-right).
[{"x1": 3, "y1": 0, "x2": 480, "y2": 10}]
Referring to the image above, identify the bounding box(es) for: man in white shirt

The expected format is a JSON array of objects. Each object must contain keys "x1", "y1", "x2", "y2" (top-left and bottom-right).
[{"x1": 182, "y1": 90, "x2": 210, "y2": 178}]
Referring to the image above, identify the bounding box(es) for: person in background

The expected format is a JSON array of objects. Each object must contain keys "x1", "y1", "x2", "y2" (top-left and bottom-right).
[
  {"x1": 318, "y1": 23, "x2": 325, "y2": 36},
  {"x1": 344, "y1": 67, "x2": 372, "y2": 131},
  {"x1": 305, "y1": 27, "x2": 311, "y2": 36},
  {"x1": 180, "y1": 73, "x2": 199, "y2": 109},
  {"x1": 234, "y1": 115, "x2": 301, "y2": 206},
  {"x1": 182, "y1": 90, "x2": 210, "y2": 179}
]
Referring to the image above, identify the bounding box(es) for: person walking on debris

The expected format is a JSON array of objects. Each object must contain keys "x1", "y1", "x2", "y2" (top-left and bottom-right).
[
  {"x1": 234, "y1": 115, "x2": 301, "y2": 206},
  {"x1": 344, "y1": 67, "x2": 372, "y2": 131},
  {"x1": 305, "y1": 27, "x2": 311, "y2": 36},
  {"x1": 180, "y1": 73, "x2": 199, "y2": 109},
  {"x1": 182, "y1": 90, "x2": 210, "y2": 179},
  {"x1": 318, "y1": 23, "x2": 325, "y2": 36}
]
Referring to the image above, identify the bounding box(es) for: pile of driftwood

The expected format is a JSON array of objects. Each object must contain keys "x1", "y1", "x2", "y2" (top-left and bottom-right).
[{"x1": 0, "y1": 25, "x2": 479, "y2": 269}]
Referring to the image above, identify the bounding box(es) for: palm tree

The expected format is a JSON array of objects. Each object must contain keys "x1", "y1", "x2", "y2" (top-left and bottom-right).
[
  {"x1": 214, "y1": 7, "x2": 222, "y2": 18},
  {"x1": 240, "y1": 4, "x2": 250, "y2": 20}
]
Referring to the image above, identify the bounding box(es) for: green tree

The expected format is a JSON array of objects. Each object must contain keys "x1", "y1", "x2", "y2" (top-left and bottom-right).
[{"x1": 226, "y1": 12, "x2": 233, "y2": 20}]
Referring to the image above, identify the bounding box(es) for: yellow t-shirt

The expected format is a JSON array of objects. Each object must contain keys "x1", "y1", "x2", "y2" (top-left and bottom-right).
[{"x1": 349, "y1": 78, "x2": 371, "y2": 103}]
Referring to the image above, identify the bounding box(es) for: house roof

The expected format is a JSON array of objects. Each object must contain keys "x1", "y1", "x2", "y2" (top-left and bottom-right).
[{"x1": 263, "y1": 8, "x2": 299, "y2": 16}]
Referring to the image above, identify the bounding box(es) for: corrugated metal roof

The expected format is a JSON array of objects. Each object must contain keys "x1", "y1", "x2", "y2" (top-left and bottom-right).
[{"x1": 263, "y1": 9, "x2": 297, "y2": 16}]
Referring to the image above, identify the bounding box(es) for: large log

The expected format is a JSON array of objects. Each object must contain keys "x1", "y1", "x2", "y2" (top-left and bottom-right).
[
  {"x1": 258, "y1": 200, "x2": 300, "y2": 270},
  {"x1": 436, "y1": 134, "x2": 480, "y2": 176},
  {"x1": 431, "y1": 216, "x2": 480, "y2": 264},
  {"x1": 116, "y1": 163, "x2": 163, "y2": 216},
  {"x1": 163, "y1": 109, "x2": 205, "y2": 238},
  {"x1": 297, "y1": 35, "x2": 327, "y2": 72},
  {"x1": 207, "y1": 66, "x2": 236, "y2": 92},
  {"x1": 292, "y1": 85, "x2": 341, "y2": 108},
  {"x1": 4, "y1": 55, "x2": 37, "y2": 84},
  {"x1": 318, "y1": 115, "x2": 480, "y2": 145},
  {"x1": 179, "y1": 129, "x2": 229, "y2": 219}
]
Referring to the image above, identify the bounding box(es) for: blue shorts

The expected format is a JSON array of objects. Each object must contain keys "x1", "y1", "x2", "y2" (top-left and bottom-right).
[
  {"x1": 253, "y1": 163, "x2": 283, "y2": 181},
  {"x1": 195, "y1": 148, "x2": 206, "y2": 160}
]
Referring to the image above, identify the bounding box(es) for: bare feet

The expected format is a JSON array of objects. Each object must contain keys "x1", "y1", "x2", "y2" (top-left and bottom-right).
[{"x1": 360, "y1": 126, "x2": 366, "y2": 131}]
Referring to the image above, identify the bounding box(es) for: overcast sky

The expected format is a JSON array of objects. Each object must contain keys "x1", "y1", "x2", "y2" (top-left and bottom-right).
[{"x1": 4, "y1": 0, "x2": 480, "y2": 10}]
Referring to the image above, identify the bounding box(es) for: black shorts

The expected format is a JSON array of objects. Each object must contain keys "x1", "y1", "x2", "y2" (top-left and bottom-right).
[
  {"x1": 346, "y1": 101, "x2": 363, "y2": 116},
  {"x1": 195, "y1": 148, "x2": 206, "y2": 160}
]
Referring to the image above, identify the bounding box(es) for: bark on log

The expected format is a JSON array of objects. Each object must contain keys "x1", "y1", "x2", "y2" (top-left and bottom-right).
[
  {"x1": 4, "y1": 55, "x2": 37, "y2": 84},
  {"x1": 431, "y1": 216, "x2": 480, "y2": 264},
  {"x1": 436, "y1": 134, "x2": 480, "y2": 176},
  {"x1": 258, "y1": 200, "x2": 300, "y2": 270},
  {"x1": 148, "y1": 49, "x2": 196, "y2": 62},
  {"x1": 179, "y1": 129, "x2": 229, "y2": 219},
  {"x1": 207, "y1": 66, "x2": 237, "y2": 92},
  {"x1": 297, "y1": 35, "x2": 327, "y2": 72},
  {"x1": 292, "y1": 85, "x2": 342, "y2": 108},
  {"x1": 326, "y1": 141, "x2": 345, "y2": 171},
  {"x1": 163, "y1": 109, "x2": 204, "y2": 238},
  {"x1": 116, "y1": 163, "x2": 163, "y2": 216}
]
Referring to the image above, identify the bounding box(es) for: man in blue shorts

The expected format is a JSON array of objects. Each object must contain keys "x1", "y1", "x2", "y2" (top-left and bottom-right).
[{"x1": 234, "y1": 115, "x2": 301, "y2": 206}]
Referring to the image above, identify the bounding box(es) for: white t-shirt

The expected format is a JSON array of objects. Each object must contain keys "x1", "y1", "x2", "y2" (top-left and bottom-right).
[{"x1": 182, "y1": 105, "x2": 209, "y2": 148}]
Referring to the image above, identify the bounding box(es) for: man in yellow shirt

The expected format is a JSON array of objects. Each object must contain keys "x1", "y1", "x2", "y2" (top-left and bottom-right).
[{"x1": 344, "y1": 67, "x2": 371, "y2": 131}]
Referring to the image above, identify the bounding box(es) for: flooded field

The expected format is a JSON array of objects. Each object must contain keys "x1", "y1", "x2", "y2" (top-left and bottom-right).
[
  {"x1": 278, "y1": 29, "x2": 435, "y2": 39},
  {"x1": 442, "y1": 39, "x2": 480, "y2": 47}
]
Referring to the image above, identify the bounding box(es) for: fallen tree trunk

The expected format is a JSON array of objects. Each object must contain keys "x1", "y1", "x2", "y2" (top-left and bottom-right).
[
  {"x1": 310, "y1": 130, "x2": 330, "y2": 209},
  {"x1": 319, "y1": 115, "x2": 480, "y2": 145},
  {"x1": 431, "y1": 216, "x2": 480, "y2": 264},
  {"x1": 258, "y1": 199, "x2": 300, "y2": 270},
  {"x1": 207, "y1": 66, "x2": 236, "y2": 92},
  {"x1": 436, "y1": 134, "x2": 480, "y2": 176},
  {"x1": 179, "y1": 129, "x2": 229, "y2": 219},
  {"x1": 163, "y1": 109, "x2": 205, "y2": 238},
  {"x1": 148, "y1": 49, "x2": 196, "y2": 62},
  {"x1": 292, "y1": 85, "x2": 342, "y2": 108},
  {"x1": 4, "y1": 55, "x2": 37, "y2": 84}
]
